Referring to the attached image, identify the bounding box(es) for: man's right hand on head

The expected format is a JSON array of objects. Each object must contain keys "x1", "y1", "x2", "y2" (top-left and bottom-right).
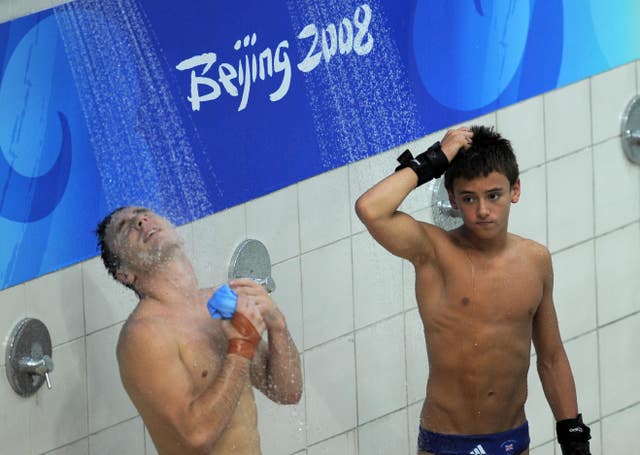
[{"x1": 440, "y1": 126, "x2": 474, "y2": 161}]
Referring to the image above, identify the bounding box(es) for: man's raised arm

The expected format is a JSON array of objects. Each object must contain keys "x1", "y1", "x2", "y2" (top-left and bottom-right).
[
  {"x1": 355, "y1": 127, "x2": 472, "y2": 262},
  {"x1": 229, "y1": 279, "x2": 303, "y2": 405}
]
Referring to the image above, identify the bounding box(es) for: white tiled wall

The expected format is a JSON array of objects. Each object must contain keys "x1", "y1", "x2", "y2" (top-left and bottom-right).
[{"x1": 0, "y1": 4, "x2": 638, "y2": 451}]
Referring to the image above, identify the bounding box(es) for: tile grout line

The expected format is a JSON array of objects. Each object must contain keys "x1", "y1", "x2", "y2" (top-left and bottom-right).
[
  {"x1": 589, "y1": 74, "x2": 606, "y2": 455},
  {"x1": 346, "y1": 161, "x2": 359, "y2": 451},
  {"x1": 80, "y1": 263, "x2": 92, "y2": 455},
  {"x1": 293, "y1": 182, "x2": 310, "y2": 450}
]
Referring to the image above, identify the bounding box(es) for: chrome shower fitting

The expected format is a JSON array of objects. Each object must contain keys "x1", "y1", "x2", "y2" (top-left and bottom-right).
[
  {"x1": 5, "y1": 318, "x2": 54, "y2": 396},
  {"x1": 621, "y1": 95, "x2": 640, "y2": 165}
]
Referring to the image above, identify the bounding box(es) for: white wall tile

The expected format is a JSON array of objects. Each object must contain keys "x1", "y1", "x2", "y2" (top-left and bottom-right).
[
  {"x1": 46, "y1": 438, "x2": 89, "y2": 455},
  {"x1": 87, "y1": 323, "x2": 137, "y2": 432},
  {"x1": 584, "y1": 419, "x2": 602, "y2": 455},
  {"x1": 0, "y1": 283, "x2": 27, "y2": 367},
  {"x1": 246, "y1": 185, "x2": 300, "y2": 264},
  {"x1": 191, "y1": 205, "x2": 246, "y2": 288},
  {"x1": 593, "y1": 138, "x2": 640, "y2": 235},
  {"x1": 0, "y1": 0, "x2": 14, "y2": 23},
  {"x1": 357, "y1": 409, "x2": 409, "y2": 455},
  {"x1": 82, "y1": 257, "x2": 137, "y2": 334},
  {"x1": 595, "y1": 223, "x2": 640, "y2": 325},
  {"x1": 449, "y1": 113, "x2": 497, "y2": 135},
  {"x1": 402, "y1": 258, "x2": 416, "y2": 312},
  {"x1": 349, "y1": 149, "x2": 396, "y2": 235},
  {"x1": 526, "y1": 355, "x2": 556, "y2": 447},
  {"x1": 355, "y1": 315, "x2": 406, "y2": 423},
  {"x1": 255, "y1": 379, "x2": 307, "y2": 455},
  {"x1": 89, "y1": 417, "x2": 145, "y2": 455},
  {"x1": 530, "y1": 441, "x2": 555, "y2": 455},
  {"x1": 591, "y1": 63, "x2": 637, "y2": 144},
  {"x1": 0, "y1": 369, "x2": 30, "y2": 454},
  {"x1": 544, "y1": 80, "x2": 592, "y2": 160},
  {"x1": 299, "y1": 167, "x2": 350, "y2": 252},
  {"x1": 469, "y1": 112, "x2": 498, "y2": 131},
  {"x1": 599, "y1": 314, "x2": 640, "y2": 415},
  {"x1": 405, "y1": 309, "x2": 427, "y2": 404},
  {"x1": 144, "y1": 426, "x2": 158, "y2": 455},
  {"x1": 547, "y1": 150, "x2": 594, "y2": 252},
  {"x1": 602, "y1": 405, "x2": 640, "y2": 454},
  {"x1": 1, "y1": 0, "x2": 52, "y2": 23},
  {"x1": 407, "y1": 401, "x2": 422, "y2": 453},
  {"x1": 301, "y1": 239, "x2": 353, "y2": 349},
  {"x1": 29, "y1": 338, "x2": 87, "y2": 454},
  {"x1": 176, "y1": 222, "x2": 194, "y2": 261},
  {"x1": 509, "y1": 165, "x2": 547, "y2": 245},
  {"x1": 26, "y1": 264, "x2": 84, "y2": 346},
  {"x1": 564, "y1": 333, "x2": 600, "y2": 422},
  {"x1": 304, "y1": 335, "x2": 356, "y2": 444},
  {"x1": 307, "y1": 430, "x2": 357, "y2": 455},
  {"x1": 553, "y1": 241, "x2": 597, "y2": 339},
  {"x1": 497, "y1": 97, "x2": 546, "y2": 171},
  {"x1": 352, "y1": 232, "x2": 403, "y2": 329},
  {"x1": 272, "y1": 257, "x2": 304, "y2": 351}
]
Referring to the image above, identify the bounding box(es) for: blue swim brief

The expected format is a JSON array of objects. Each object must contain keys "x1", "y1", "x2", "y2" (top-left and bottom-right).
[{"x1": 418, "y1": 421, "x2": 530, "y2": 455}]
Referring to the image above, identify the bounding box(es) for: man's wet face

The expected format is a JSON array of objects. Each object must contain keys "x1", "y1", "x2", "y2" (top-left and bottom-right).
[{"x1": 107, "y1": 207, "x2": 184, "y2": 273}]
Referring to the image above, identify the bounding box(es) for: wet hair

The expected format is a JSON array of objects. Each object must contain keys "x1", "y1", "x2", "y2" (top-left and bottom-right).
[
  {"x1": 95, "y1": 206, "x2": 136, "y2": 293},
  {"x1": 444, "y1": 125, "x2": 519, "y2": 192}
]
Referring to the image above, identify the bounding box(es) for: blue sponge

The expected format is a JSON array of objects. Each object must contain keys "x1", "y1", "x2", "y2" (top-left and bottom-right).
[{"x1": 207, "y1": 283, "x2": 237, "y2": 319}]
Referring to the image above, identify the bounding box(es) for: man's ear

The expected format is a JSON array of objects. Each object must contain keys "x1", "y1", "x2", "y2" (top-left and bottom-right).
[
  {"x1": 448, "y1": 190, "x2": 458, "y2": 209},
  {"x1": 116, "y1": 269, "x2": 136, "y2": 287},
  {"x1": 511, "y1": 178, "x2": 521, "y2": 203}
]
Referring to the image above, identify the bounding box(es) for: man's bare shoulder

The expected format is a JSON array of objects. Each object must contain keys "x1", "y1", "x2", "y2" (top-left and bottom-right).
[
  {"x1": 508, "y1": 233, "x2": 552, "y2": 268},
  {"x1": 417, "y1": 220, "x2": 462, "y2": 248},
  {"x1": 117, "y1": 304, "x2": 176, "y2": 365}
]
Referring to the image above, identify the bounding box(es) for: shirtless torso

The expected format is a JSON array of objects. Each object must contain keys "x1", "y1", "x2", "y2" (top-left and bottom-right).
[
  {"x1": 355, "y1": 127, "x2": 581, "y2": 455},
  {"x1": 416, "y1": 226, "x2": 544, "y2": 441},
  {"x1": 118, "y1": 288, "x2": 262, "y2": 455},
  {"x1": 98, "y1": 207, "x2": 299, "y2": 454}
]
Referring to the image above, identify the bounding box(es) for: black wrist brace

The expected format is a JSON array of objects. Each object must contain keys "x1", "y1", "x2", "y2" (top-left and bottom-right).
[
  {"x1": 395, "y1": 141, "x2": 449, "y2": 187},
  {"x1": 556, "y1": 414, "x2": 591, "y2": 455}
]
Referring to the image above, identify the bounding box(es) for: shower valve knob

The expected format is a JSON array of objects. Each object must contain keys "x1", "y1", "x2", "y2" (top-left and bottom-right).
[{"x1": 17, "y1": 355, "x2": 54, "y2": 389}]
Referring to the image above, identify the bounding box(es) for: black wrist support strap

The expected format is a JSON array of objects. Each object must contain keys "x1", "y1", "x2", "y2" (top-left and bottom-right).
[
  {"x1": 556, "y1": 414, "x2": 591, "y2": 455},
  {"x1": 395, "y1": 141, "x2": 450, "y2": 187}
]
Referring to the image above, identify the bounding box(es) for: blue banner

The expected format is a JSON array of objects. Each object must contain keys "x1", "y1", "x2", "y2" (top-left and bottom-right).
[{"x1": 1, "y1": 0, "x2": 639, "y2": 289}]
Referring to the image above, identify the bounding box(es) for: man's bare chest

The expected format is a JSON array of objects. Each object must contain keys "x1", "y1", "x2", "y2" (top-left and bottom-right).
[{"x1": 176, "y1": 321, "x2": 228, "y2": 389}]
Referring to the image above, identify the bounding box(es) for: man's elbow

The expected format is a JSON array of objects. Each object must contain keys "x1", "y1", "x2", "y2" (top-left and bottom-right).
[
  {"x1": 354, "y1": 194, "x2": 376, "y2": 225},
  {"x1": 271, "y1": 383, "x2": 302, "y2": 405},
  {"x1": 178, "y1": 412, "x2": 223, "y2": 454},
  {"x1": 284, "y1": 385, "x2": 303, "y2": 404},
  {"x1": 176, "y1": 429, "x2": 215, "y2": 455}
]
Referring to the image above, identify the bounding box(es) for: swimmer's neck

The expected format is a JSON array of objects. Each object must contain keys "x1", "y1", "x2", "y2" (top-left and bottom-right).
[
  {"x1": 133, "y1": 251, "x2": 201, "y2": 306},
  {"x1": 455, "y1": 225, "x2": 510, "y2": 254}
]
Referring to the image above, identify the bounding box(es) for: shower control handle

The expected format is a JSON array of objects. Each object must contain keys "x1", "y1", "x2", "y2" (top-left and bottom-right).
[{"x1": 18, "y1": 355, "x2": 54, "y2": 389}]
